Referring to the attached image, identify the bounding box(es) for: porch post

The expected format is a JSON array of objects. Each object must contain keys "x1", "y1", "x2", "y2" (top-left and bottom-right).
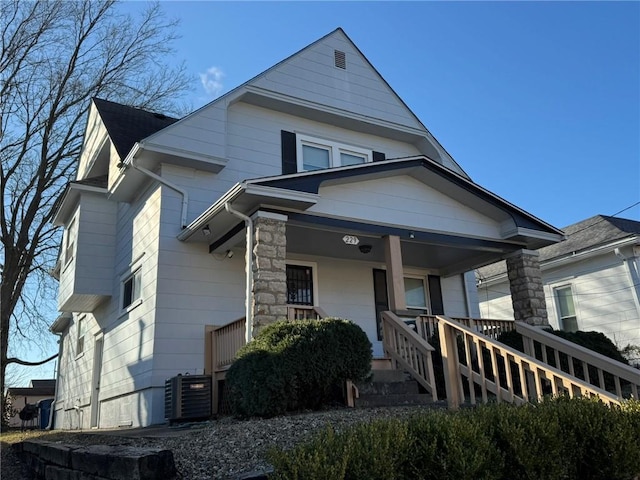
[
  {"x1": 251, "y1": 211, "x2": 288, "y2": 336},
  {"x1": 383, "y1": 235, "x2": 406, "y2": 311},
  {"x1": 505, "y1": 249, "x2": 548, "y2": 326}
]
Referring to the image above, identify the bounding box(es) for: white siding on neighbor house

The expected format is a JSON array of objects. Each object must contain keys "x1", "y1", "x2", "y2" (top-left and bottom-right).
[
  {"x1": 250, "y1": 31, "x2": 424, "y2": 131},
  {"x1": 544, "y1": 255, "x2": 640, "y2": 347},
  {"x1": 310, "y1": 175, "x2": 502, "y2": 240},
  {"x1": 478, "y1": 252, "x2": 640, "y2": 349}
]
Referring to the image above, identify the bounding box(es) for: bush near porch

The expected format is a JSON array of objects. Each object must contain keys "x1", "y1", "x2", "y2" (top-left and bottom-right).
[
  {"x1": 268, "y1": 397, "x2": 640, "y2": 480},
  {"x1": 226, "y1": 318, "x2": 372, "y2": 418}
]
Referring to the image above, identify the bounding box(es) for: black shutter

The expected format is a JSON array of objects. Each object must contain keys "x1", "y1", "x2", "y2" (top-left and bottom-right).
[
  {"x1": 373, "y1": 269, "x2": 389, "y2": 341},
  {"x1": 281, "y1": 131, "x2": 297, "y2": 174},
  {"x1": 428, "y1": 275, "x2": 445, "y2": 315},
  {"x1": 372, "y1": 151, "x2": 386, "y2": 162}
]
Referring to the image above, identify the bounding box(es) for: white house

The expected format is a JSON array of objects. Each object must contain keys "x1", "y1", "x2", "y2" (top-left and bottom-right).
[
  {"x1": 477, "y1": 215, "x2": 640, "y2": 353},
  {"x1": 50, "y1": 28, "x2": 563, "y2": 429}
]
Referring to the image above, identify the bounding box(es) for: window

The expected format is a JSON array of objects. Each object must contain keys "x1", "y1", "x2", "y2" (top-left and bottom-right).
[
  {"x1": 122, "y1": 268, "x2": 142, "y2": 310},
  {"x1": 76, "y1": 317, "x2": 85, "y2": 356},
  {"x1": 297, "y1": 134, "x2": 371, "y2": 172},
  {"x1": 404, "y1": 276, "x2": 428, "y2": 311},
  {"x1": 555, "y1": 286, "x2": 578, "y2": 332},
  {"x1": 286, "y1": 264, "x2": 314, "y2": 305},
  {"x1": 65, "y1": 218, "x2": 76, "y2": 264}
]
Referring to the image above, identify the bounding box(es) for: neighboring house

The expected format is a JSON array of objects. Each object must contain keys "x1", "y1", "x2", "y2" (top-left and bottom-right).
[
  {"x1": 6, "y1": 379, "x2": 56, "y2": 428},
  {"x1": 477, "y1": 215, "x2": 640, "y2": 352},
  {"x1": 50, "y1": 28, "x2": 563, "y2": 429}
]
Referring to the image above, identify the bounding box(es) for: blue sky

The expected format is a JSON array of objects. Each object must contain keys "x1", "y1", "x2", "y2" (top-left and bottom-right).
[{"x1": 120, "y1": 0, "x2": 640, "y2": 228}]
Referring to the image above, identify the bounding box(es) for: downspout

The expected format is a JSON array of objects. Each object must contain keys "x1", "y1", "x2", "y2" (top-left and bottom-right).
[
  {"x1": 47, "y1": 331, "x2": 64, "y2": 430},
  {"x1": 614, "y1": 247, "x2": 640, "y2": 321},
  {"x1": 225, "y1": 203, "x2": 254, "y2": 343},
  {"x1": 126, "y1": 144, "x2": 189, "y2": 228}
]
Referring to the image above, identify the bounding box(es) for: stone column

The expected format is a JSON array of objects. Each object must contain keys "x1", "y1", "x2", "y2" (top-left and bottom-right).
[
  {"x1": 251, "y1": 211, "x2": 288, "y2": 335},
  {"x1": 506, "y1": 249, "x2": 548, "y2": 326}
]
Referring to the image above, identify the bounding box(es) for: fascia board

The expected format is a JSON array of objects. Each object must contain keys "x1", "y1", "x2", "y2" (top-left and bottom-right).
[{"x1": 52, "y1": 183, "x2": 108, "y2": 226}]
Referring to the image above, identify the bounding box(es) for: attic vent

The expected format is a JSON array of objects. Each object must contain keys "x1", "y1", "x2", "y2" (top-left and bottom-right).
[{"x1": 334, "y1": 50, "x2": 346, "y2": 69}]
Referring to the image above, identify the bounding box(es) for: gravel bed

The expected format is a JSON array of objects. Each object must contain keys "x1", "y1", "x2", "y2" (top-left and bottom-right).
[{"x1": 1, "y1": 405, "x2": 437, "y2": 479}]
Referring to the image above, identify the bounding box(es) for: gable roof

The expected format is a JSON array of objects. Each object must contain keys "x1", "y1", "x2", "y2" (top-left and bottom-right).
[
  {"x1": 477, "y1": 215, "x2": 640, "y2": 280},
  {"x1": 141, "y1": 28, "x2": 467, "y2": 176},
  {"x1": 92, "y1": 98, "x2": 178, "y2": 159}
]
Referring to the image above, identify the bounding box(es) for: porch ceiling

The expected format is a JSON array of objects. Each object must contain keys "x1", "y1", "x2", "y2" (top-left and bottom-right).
[
  {"x1": 212, "y1": 214, "x2": 524, "y2": 276},
  {"x1": 284, "y1": 223, "x2": 520, "y2": 276}
]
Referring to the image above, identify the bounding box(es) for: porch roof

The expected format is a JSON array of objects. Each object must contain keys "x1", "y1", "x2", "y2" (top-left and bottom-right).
[{"x1": 179, "y1": 156, "x2": 563, "y2": 256}]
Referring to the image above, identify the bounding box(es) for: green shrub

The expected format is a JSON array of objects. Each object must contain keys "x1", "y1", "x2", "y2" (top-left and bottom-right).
[
  {"x1": 268, "y1": 397, "x2": 640, "y2": 480},
  {"x1": 226, "y1": 318, "x2": 372, "y2": 417}
]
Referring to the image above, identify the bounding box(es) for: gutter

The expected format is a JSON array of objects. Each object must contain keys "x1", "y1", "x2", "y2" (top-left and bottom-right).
[
  {"x1": 224, "y1": 203, "x2": 254, "y2": 343},
  {"x1": 478, "y1": 237, "x2": 640, "y2": 287},
  {"x1": 123, "y1": 143, "x2": 189, "y2": 228},
  {"x1": 177, "y1": 183, "x2": 245, "y2": 241}
]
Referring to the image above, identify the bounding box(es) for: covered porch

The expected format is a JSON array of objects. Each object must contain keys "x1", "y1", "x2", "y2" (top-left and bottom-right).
[{"x1": 175, "y1": 156, "x2": 572, "y2": 412}]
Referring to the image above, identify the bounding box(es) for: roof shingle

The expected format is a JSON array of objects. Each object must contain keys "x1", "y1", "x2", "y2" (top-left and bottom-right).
[
  {"x1": 92, "y1": 98, "x2": 178, "y2": 159},
  {"x1": 477, "y1": 215, "x2": 640, "y2": 280}
]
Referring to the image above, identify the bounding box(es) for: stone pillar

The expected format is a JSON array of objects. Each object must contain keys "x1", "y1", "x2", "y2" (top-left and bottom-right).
[
  {"x1": 251, "y1": 211, "x2": 288, "y2": 335},
  {"x1": 506, "y1": 249, "x2": 548, "y2": 326}
]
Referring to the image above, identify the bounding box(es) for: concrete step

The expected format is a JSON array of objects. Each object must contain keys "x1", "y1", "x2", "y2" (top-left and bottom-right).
[
  {"x1": 354, "y1": 393, "x2": 433, "y2": 408},
  {"x1": 369, "y1": 369, "x2": 408, "y2": 383},
  {"x1": 357, "y1": 379, "x2": 420, "y2": 396}
]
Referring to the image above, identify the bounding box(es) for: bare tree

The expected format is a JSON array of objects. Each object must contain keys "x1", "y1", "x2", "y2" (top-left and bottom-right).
[{"x1": 0, "y1": 0, "x2": 190, "y2": 424}]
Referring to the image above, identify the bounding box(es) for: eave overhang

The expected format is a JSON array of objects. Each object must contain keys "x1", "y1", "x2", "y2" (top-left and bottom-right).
[
  {"x1": 177, "y1": 182, "x2": 319, "y2": 244},
  {"x1": 52, "y1": 183, "x2": 108, "y2": 226},
  {"x1": 50, "y1": 312, "x2": 72, "y2": 334},
  {"x1": 109, "y1": 142, "x2": 228, "y2": 202}
]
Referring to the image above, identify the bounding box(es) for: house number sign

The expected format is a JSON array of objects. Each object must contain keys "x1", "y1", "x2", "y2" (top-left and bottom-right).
[{"x1": 342, "y1": 235, "x2": 360, "y2": 245}]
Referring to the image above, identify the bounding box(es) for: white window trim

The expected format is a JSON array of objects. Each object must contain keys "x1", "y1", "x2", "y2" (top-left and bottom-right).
[
  {"x1": 296, "y1": 134, "x2": 372, "y2": 172},
  {"x1": 403, "y1": 273, "x2": 430, "y2": 312},
  {"x1": 119, "y1": 266, "x2": 143, "y2": 316},
  {"x1": 64, "y1": 216, "x2": 77, "y2": 267},
  {"x1": 75, "y1": 315, "x2": 86, "y2": 359},
  {"x1": 553, "y1": 284, "x2": 578, "y2": 332},
  {"x1": 285, "y1": 260, "x2": 319, "y2": 307}
]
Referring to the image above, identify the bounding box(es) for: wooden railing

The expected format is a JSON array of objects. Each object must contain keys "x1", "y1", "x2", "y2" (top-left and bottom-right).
[
  {"x1": 287, "y1": 305, "x2": 327, "y2": 320},
  {"x1": 413, "y1": 315, "x2": 515, "y2": 341},
  {"x1": 516, "y1": 322, "x2": 640, "y2": 400},
  {"x1": 436, "y1": 316, "x2": 620, "y2": 409},
  {"x1": 211, "y1": 317, "x2": 246, "y2": 373},
  {"x1": 381, "y1": 311, "x2": 438, "y2": 400}
]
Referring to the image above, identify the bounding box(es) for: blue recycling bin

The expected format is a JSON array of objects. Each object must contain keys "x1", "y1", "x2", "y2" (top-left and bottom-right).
[{"x1": 37, "y1": 398, "x2": 54, "y2": 429}]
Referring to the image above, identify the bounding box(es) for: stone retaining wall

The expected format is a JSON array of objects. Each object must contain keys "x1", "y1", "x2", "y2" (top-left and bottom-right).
[{"x1": 14, "y1": 440, "x2": 176, "y2": 480}]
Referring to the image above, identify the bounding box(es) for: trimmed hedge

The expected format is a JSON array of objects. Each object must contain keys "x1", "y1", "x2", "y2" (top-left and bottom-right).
[
  {"x1": 268, "y1": 397, "x2": 640, "y2": 480},
  {"x1": 226, "y1": 318, "x2": 372, "y2": 417}
]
